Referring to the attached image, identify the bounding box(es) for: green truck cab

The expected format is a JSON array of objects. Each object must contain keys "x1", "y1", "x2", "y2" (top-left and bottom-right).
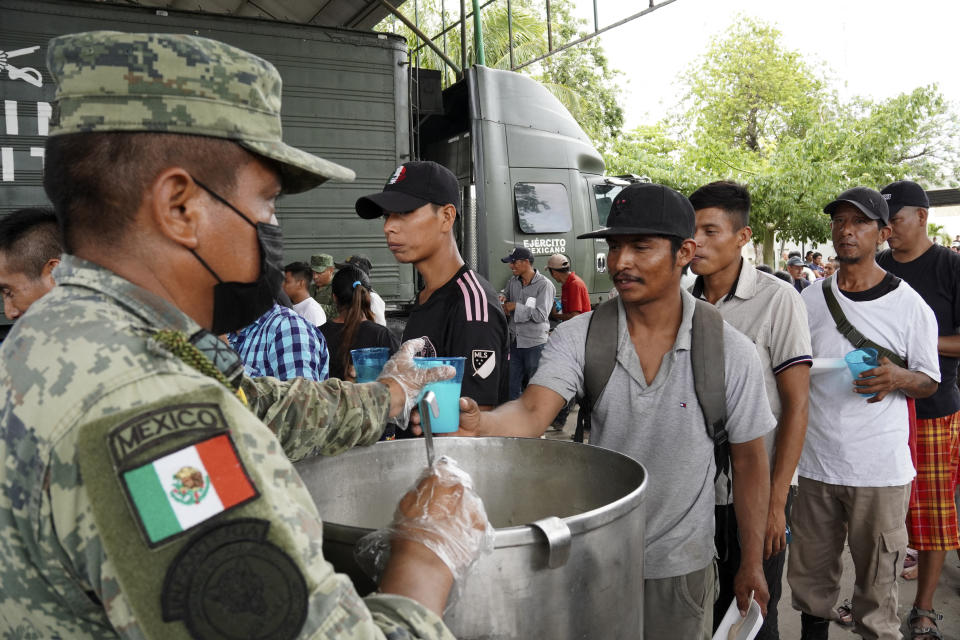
[{"x1": 1, "y1": 0, "x2": 624, "y2": 335}]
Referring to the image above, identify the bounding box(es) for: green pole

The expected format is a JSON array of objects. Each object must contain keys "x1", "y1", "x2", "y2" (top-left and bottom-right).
[{"x1": 471, "y1": 0, "x2": 485, "y2": 66}]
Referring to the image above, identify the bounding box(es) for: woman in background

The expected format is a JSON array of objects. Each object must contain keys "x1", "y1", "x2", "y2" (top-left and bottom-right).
[{"x1": 321, "y1": 266, "x2": 399, "y2": 381}]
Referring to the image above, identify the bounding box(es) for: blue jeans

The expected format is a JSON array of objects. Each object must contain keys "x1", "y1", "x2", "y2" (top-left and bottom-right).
[{"x1": 509, "y1": 343, "x2": 545, "y2": 400}]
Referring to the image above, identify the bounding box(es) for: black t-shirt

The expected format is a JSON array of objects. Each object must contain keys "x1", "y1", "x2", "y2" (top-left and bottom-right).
[
  {"x1": 320, "y1": 320, "x2": 400, "y2": 380},
  {"x1": 402, "y1": 265, "x2": 510, "y2": 406},
  {"x1": 878, "y1": 245, "x2": 960, "y2": 418}
]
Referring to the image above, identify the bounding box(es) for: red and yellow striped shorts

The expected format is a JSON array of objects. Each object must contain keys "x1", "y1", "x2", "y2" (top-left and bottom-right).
[{"x1": 906, "y1": 410, "x2": 960, "y2": 550}]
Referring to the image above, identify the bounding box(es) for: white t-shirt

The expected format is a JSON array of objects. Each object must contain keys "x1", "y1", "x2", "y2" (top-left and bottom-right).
[
  {"x1": 292, "y1": 296, "x2": 326, "y2": 327},
  {"x1": 800, "y1": 276, "x2": 940, "y2": 487},
  {"x1": 369, "y1": 291, "x2": 387, "y2": 327}
]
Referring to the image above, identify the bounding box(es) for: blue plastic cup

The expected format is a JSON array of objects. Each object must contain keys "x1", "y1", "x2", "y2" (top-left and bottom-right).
[
  {"x1": 415, "y1": 357, "x2": 466, "y2": 433},
  {"x1": 352, "y1": 347, "x2": 390, "y2": 383},
  {"x1": 845, "y1": 347, "x2": 879, "y2": 398}
]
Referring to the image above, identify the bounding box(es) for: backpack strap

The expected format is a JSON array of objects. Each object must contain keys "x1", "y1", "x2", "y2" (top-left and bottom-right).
[
  {"x1": 821, "y1": 275, "x2": 906, "y2": 368},
  {"x1": 575, "y1": 298, "x2": 620, "y2": 443},
  {"x1": 691, "y1": 299, "x2": 729, "y2": 482}
]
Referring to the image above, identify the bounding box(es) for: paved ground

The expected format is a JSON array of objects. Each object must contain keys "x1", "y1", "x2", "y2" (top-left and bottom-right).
[{"x1": 543, "y1": 407, "x2": 960, "y2": 638}]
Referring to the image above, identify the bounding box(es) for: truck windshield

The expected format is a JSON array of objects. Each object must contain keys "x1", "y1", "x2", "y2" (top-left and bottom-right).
[
  {"x1": 514, "y1": 183, "x2": 571, "y2": 233},
  {"x1": 594, "y1": 184, "x2": 625, "y2": 226}
]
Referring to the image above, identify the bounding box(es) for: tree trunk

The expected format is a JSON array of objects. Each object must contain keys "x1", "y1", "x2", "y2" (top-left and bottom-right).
[{"x1": 762, "y1": 233, "x2": 776, "y2": 268}]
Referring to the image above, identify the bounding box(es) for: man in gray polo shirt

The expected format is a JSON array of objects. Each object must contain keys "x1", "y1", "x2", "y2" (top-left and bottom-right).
[
  {"x1": 456, "y1": 183, "x2": 776, "y2": 638},
  {"x1": 501, "y1": 246, "x2": 556, "y2": 399},
  {"x1": 690, "y1": 181, "x2": 812, "y2": 640}
]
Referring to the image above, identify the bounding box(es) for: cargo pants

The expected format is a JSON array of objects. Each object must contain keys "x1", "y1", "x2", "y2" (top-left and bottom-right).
[
  {"x1": 643, "y1": 561, "x2": 717, "y2": 639},
  {"x1": 788, "y1": 477, "x2": 910, "y2": 640}
]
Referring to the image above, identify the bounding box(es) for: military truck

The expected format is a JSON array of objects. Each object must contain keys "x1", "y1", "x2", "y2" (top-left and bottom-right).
[{"x1": 0, "y1": 0, "x2": 623, "y2": 335}]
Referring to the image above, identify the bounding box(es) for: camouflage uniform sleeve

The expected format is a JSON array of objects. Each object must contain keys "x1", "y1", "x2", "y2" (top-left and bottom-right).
[
  {"x1": 239, "y1": 376, "x2": 389, "y2": 461},
  {"x1": 55, "y1": 376, "x2": 452, "y2": 640}
]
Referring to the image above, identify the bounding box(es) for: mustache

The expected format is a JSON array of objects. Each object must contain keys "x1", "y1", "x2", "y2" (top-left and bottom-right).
[{"x1": 612, "y1": 270, "x2": 645, "y2": 285}]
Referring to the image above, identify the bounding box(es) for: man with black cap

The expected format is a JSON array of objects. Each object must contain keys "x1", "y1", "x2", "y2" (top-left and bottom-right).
[
  {"x1": 336, "y1": 254, "x2": 387, "y2": 326},
  {"x1": 356, "y1": 161, "x2": 509, "y2": 409},
  {"x1": 501, "y1": 246, "x2": 556, "y2": 400},
  {"x1": 0, "y1": 32, "x2": 488, "y2": 639},
  {"x1": 789, "y1": 187, "x2": 941, "y2": 640},
  {"x1": 876, "y1": 180, "x2": 960, "y2": 639},
  {"x1": 455, "y1": 182, "x2": 777, "y2": 638}
]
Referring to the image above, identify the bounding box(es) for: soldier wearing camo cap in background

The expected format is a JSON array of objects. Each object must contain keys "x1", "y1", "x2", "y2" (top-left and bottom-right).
[
  {"x1": 0, "y1": 31, "x2": 490, "y2": 639},
  {"x1": 309, "y1": 252, "x2": 337, "y2": 318}
]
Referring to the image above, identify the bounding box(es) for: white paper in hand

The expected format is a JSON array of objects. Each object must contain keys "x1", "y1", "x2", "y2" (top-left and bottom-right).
[
  {"x1": 524, "y1": 296, "x2": 536, "y2": 308},
  {"x1": 712, "y1": 595, "x2": 763, "y2": 640}
]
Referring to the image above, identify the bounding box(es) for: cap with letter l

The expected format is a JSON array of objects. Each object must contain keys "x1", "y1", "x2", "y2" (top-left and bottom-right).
[
  {"x1": 501, "y1": 247, "x2": 535, "y2": 263},
  {"x1": 823, "y1": 186, "x2": 889, "y2": 225},
  {"x1": 355, "y1": 161, "x2": 461, "y2": 219},
  {"x1": 577, "y1": 182, "x2": 695, "y2": 240},
  {"x1": 45, "y1": 30, "x2": 354, "y2": 193},
  {"x1": 880, "y1": 180, "x2": 930, "y2": 216}
]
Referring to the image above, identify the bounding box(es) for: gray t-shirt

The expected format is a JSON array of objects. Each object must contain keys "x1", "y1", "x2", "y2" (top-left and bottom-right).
[{"x1": 530, "y1": 289, "x2": 776, "y2": 579}]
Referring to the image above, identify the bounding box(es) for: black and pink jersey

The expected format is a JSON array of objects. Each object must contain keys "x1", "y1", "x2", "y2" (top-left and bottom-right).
[{"x1": 402, "y1": 265, "x2": 509, "y2": 406}]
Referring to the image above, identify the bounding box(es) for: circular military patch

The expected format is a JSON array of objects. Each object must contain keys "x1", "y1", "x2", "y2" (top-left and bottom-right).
[
  {"x1": 185, "y1": 539, "x2": 307, "y2": 640},
  {"x1": 163, "y1": 519, "x2": 307, "y2": 640}
]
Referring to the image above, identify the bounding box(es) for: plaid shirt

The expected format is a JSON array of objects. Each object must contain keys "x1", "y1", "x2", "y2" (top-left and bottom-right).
[{"x1": 228, "y1": 303, "x2": 329, "y2": 381}]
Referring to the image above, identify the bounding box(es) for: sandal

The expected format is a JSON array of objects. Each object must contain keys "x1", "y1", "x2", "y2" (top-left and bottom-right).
[
  {"x1": 904, "y1": 547, "x2": 919, "y2": 569},
  {"x1": 836, "y1": 599, "x2": 854, "y2": 627},
  {"x1": 908, "y1": 606, "x2": 943, "y2": 640}
]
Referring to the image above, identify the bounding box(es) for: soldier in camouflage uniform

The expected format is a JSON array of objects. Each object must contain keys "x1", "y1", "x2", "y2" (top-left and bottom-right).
[
  {"x1": 0, "y1": 31, "x2": 487, "y2": 639},
  {"x1": 310, "y1": 253, "x2": 337, "y2": 318}
]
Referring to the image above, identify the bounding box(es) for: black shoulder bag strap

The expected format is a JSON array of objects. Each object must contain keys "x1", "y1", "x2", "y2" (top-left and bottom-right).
[
  {"x1": 821, "y1": 275, "x2": 906, "y2": 368},
  {"x1": 575, "y1": 298, "x2": 620, "y2": 443},
  {"x1": 691, "y1": 299, "x2": 730, "y2": 482}
]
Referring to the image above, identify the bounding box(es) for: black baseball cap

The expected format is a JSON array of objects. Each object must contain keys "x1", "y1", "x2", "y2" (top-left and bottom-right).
[
  {"x1": 355, "y1": 161, "x2": 461, "y2": 219},
  {"x1": 577, "y1": 183, "x2": 695, "y2": 240},
  {"x1": 501, "y1": 247, "x2": 534, "y2": 263},
  {"x1": 823, "y1": 187, "x2": 889, "y2": 225},
  {"x1": 881, "y1": 180, "x2": 929, "y2": 216},
  {"x1": 335, "y1": 254, "x2": 373, "y2": 274}
]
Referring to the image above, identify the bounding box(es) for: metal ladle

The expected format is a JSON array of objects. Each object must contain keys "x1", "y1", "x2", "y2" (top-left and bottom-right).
[{"x1": 420, "y1": 391, "x2": 439, "y2": 467}]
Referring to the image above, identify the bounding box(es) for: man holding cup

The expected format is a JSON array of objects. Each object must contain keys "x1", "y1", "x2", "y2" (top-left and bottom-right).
[
  {"x1": 789, "y1": 187, "x2": 940, "y2": 639},
  {"x1": 355, "y1": 161, "x2": 509, "y2": 410}
]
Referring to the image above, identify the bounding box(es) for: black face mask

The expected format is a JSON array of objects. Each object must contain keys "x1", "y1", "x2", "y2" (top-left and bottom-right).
[{"x1": 191, "y1": 178, "x2": 284, "y2": 335}]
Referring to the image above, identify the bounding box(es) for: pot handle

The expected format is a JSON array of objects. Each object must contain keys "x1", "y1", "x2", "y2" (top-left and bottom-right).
[{"x1": 531, "y1": 516, "x2": 571, "y2": 569}]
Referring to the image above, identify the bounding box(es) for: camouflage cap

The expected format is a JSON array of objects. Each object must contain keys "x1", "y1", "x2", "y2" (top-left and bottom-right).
[
  {"x1": 45, "y1": 31, "x2": 355, "y2": 193},
  {"x1": 310, "y1": 254, "x2": 334, "y2": 272}
]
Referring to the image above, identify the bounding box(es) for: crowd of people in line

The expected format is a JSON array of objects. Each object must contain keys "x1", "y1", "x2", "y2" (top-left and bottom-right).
[{"x1": 1, "y1": 30, "x2": 958, "y2": 640}]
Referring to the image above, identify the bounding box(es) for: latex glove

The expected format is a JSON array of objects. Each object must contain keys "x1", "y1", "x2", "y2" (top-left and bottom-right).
[
  {"x1": 378, "y1": 337, "x2": 454, "y2": 426},
  {"x1": 355, "y1": 456, "x2": 495, "y2": 601}
]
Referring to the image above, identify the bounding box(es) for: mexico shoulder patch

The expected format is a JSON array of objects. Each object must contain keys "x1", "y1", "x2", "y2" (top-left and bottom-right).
[{"x1": 120, "y1": 432, "x2": 258, "y2": 547}]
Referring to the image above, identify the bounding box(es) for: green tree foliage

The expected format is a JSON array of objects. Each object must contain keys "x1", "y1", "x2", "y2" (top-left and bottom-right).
[
  {"x1": 606, "y1": 17, "x2": 960, "y2": 265},
  {"x1": 376, "y1": 0, "x2": 623, "y2": 146}
]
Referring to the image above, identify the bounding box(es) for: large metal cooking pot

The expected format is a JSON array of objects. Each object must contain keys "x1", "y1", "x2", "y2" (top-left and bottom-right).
[{"x1": 294, "y1": 437, "x2": 647, "y2": 639}]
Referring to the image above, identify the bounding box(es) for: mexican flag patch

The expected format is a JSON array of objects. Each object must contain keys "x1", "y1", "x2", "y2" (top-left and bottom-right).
[{"x1": 121, "y1": 433, "x2": 257, "y2": 547}]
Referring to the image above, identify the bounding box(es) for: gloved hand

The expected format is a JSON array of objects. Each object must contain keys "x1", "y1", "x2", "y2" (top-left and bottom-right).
[
  {"x1": 377, "y1": 337, "x2": 453, "y2": 426},
  {"x1": 355, "y1": 456, "x2": 495, "y2": 604}
]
